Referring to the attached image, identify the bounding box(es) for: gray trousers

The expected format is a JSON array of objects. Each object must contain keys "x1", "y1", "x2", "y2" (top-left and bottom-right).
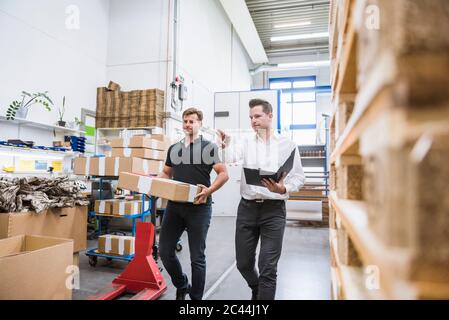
[{"x1": 235, "y1": 198, "x2": 286, "y2": 300}]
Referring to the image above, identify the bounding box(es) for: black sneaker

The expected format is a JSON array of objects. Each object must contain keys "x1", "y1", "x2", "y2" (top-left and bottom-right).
[{"x1": 176, "y1": 284, "x2": 191, "y2": 300}]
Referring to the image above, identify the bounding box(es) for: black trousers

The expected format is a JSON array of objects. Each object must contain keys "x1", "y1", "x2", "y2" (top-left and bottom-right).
[
  {"x1": 159, "y1": 200, "x2": 212, "y2": 300},
  {"x1": 235, "y1": 198, "x2": 286, "y2": 300}
]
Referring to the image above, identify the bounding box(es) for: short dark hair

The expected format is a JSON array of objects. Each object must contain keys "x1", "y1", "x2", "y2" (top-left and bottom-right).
[
  {"x1": 182, "y1": 107, "x2": 203, "y2": 121},
  {"x1": 249, "y1": 99, "x2": 273, "y2": 114}
]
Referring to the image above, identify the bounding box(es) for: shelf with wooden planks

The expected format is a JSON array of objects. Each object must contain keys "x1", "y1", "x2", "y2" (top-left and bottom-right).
[
  {"x1": 289, "y1": 186, "x2": 330, "y2": 226},
  {"x1": 329, "y1": 0, "x2": 449, "y2": 300},
  {"x1": 330, "y1": 192, "x2": 449, "y2": 300},
  {"x1": 290, "y1": 183, "x2": 327, "y2": 199},
  {"x1": 329, "y1": 0, "x2": 356, "y2": 97},
  {"x1": 329, "y1": 228, "x2": 382, "y2": 300}
]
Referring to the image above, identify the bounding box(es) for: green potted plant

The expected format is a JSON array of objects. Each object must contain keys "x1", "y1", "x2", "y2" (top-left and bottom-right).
[
  {"x1": 5, "y1": 91, "x2": 53, "y2": 120},
  {"x1": 57, "y1": 96, "x2": 66, "y2": 127}
]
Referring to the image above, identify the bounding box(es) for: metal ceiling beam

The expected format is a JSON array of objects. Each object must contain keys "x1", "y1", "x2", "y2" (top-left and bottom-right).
[
  {"x1": 219, "y1": 0, "x2": 268, "y2": 64},
  {"x1": 244, "y1": 0, "x2": 330, "y2": 63},
  {"x1": 247, "y1": 1, "x2": 329, "y2": 13}
]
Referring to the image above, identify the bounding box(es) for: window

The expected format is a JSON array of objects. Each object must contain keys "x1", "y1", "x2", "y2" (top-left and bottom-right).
[
  {"x1": 293, "y1": 91, "x2": 316, "y2": 102},
  {"x1": 270, "y1": 82, "x2": 291, "y2": 90},
  {"x1": 292, "y1": 102, "x2": 316, "y2": 125},
  {"x1": 293, "y1": 130, "x2": 317, "y2": 145},
  {"x1": 293, "y1": 80, "x2": 316, "y2": 88},
  {"x1": 270, "y1": 77, "x2": 319, "y2": 145}
]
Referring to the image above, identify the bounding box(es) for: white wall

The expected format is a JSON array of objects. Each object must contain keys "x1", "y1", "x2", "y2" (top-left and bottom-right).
[
  {"x1": 106, "y1": 0, "x2": 170, "y2": 91},
  {"x1": 0, "y1": 0, "x2": 252, "y2": 129},
  {"x1": 0, "y1": 0, "x2": 109, "y2": 129},
  {"x1": 175, "y1": 0, "x2": 252, "y2": 129}
]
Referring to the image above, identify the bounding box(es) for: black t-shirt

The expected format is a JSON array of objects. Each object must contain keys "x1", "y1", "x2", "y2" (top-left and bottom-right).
[{"x1": 165, "y1": 136, "x2": 221, "y2": 188}]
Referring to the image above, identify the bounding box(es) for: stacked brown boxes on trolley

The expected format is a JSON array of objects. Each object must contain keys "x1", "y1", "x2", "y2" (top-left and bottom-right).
[
  {"x1": 75, "y1": 80, "x2": 171, "y2": 257},
  {"x1": 96, "y1": 81, "x2": 165, "y2": 129},
  {"x1": 74, "y1": 133, "x2": 171, "y2": 256},
  {"x1": 328, "y1": 0, "x2": 449, "y2": 300}
]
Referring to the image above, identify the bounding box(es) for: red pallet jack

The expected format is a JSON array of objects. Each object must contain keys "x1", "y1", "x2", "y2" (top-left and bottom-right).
[{"x1": 89, "y1": 221, "x2": 167, "y2": 300}]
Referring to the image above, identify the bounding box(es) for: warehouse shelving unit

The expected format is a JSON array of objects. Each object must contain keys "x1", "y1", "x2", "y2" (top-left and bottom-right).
[
  {"x1": 289, "y1": 144, "x2": 329, "y2": 226},
  {"x1": 288, "y1": 114, "x2": 330, "y2": 226},
  {"x1": 0, "y1": 116, "x2": 85, "y2": 176},
  {"x1": 0, "y1": 116, "x2": 85, "y2": 135},
  {"x1": 329, "y1": 0, "x2": 385, "y2": 300},
  {"x1": 0, "y1": 144, "x2": 78, "y2": 158},
  {"x1": 329, "y1": 0, "x2": 449, "y2": 300},
  {"x1": 0, "y1": 141, "x2": 81, "y2": 176}
]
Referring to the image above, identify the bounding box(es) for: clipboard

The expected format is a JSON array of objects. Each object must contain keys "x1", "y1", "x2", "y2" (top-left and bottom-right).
[{"x1": 243, "y1": 149, "x2": 296, "y2": 187}]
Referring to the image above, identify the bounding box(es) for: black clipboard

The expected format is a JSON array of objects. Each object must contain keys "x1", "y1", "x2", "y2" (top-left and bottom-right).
[{"x1": 243, "y1": 149, "x2": 296, "y2": 187}]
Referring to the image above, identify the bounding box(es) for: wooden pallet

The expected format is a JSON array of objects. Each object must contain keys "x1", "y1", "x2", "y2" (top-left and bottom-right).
[
  {"x1": 329, "y1": 0, "x2": 449, "y2": 300},
  {"x1": 329, "y1": 228, "x2": 382, "y2": 300},
  {"x1": 330, "y1": 192, "x2": 449, "y2": 299}
]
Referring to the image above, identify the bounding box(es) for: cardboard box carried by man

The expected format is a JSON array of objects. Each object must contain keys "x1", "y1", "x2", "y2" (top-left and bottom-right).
[{"x1": 117, "y1": 172, "x2": 206, "y2": 204}]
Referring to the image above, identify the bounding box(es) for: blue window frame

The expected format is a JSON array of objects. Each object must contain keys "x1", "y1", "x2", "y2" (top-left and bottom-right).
[{"x1": 270, "y1": 76, "x2": 327, "y2": 145}]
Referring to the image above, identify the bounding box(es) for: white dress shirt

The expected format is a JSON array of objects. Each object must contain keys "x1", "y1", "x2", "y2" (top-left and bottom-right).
[{"x1": 220, "y1": 132, "x2": 305, "y2": 200}]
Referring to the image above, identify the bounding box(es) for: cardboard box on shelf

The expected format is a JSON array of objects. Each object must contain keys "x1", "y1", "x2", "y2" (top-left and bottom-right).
[
  {"x1": 75, "y1": 157, "x2": 163, "y2": 176},
  {"x1": 111, "y1": 148, "x2": 166, "y2": 161},
  {"x1": 118, "y1": 157, "x2": 163, "y2": 176},
  {"x1": 112, "y1": 200, "x2": 149, "y2": 216},
  {"x1": 103, "y1": 157, "x2": 120, "y2": 176},
  {"x1": 0, "y1": 206, "x2": 87, "y2": 253},
  {"x1": 98, "y1": 235, "x2": 135, "y2": 256},
  {"x1": 73, "y1": 157, "x2": 91, "y2": 176},
  {"x1": 0, "y1": 235, "x2": 73, "y2": 300},
  {"x1": 110, "y1": 136, "x2": 168, "y2": 151},
  {"x1": 117, "y1": 172, "x2": 206, "y2": 204},
  {"x1": 94, "y1": 200, "x2": 116, "y2": 214},
  {"x1": 111, "y1": 236, "x2": 134, "y2": 256},
  {"x1": 88, "y1": 157, "x2": 108, "y2": 176}
]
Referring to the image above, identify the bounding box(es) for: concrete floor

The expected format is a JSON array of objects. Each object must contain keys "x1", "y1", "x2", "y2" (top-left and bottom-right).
[{"x1": 73, "y1": 216, "x2": 331, "y2": 300}]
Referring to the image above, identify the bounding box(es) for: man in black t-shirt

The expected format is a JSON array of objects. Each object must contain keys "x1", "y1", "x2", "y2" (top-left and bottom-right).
[{"x1": 157, "y1": 107, "x2": 229, "y2": 300}]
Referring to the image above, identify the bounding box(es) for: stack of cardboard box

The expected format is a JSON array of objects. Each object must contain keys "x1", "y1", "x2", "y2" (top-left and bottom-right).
[
  {"x1": 94, "y1": 199, "x2": 150, "y2": 216},
  {"x1": 98, "y1": 235, "x2": 135, "y2": 256},
  {"x1": 110, "y1": 135, "x2": 169, "y2": 162},
  {"x1": 73, "y1": 134, "x2": 172, "y2": 177},
  {"x1": 95, "y1": 81, "x2": 165, "y2": 129}
]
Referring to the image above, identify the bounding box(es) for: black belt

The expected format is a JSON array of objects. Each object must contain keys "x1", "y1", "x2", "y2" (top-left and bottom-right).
[{"x1": 242, "y1": 198, "x2": 284, "y2": 204}]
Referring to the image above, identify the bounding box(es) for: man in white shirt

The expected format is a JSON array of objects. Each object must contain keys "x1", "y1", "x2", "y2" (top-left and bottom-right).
[{"x1": 217, "y1": 98, "x2": 305, "y2": 300}]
